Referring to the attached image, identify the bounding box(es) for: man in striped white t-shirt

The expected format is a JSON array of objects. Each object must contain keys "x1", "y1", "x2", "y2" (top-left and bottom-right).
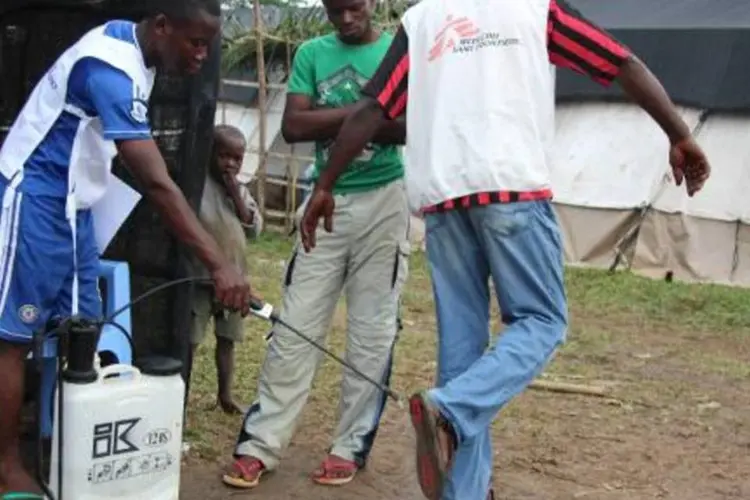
[{"x1": 300, "y1": 1, "x2": 711, "y2": 499}]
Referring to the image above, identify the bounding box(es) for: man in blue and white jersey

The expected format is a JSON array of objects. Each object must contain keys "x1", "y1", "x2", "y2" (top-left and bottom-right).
[{"x1": 0, "y1": 1, "x2": 253, "y2": 495}]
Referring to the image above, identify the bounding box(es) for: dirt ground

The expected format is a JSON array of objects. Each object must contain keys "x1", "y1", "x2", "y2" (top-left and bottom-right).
[
  {"x1": 178, "y1": 311, "x2": 750, "y2": 500},
  {"x1": 172, "y1": 237, "x2": 749, "y2": 500},
  {"x1": 20, "y1": 237, "x2": 748, "y2": 500}
]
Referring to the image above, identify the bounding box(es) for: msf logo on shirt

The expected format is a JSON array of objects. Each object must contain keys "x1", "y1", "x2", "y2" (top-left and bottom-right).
[{"x1": 428, "y1": 15, "x2": 520, "y2": 62}]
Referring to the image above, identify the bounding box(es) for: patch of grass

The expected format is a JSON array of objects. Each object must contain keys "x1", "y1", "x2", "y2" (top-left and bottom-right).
[
  {"x1": 566, "y1": 267, "x2": 750, "y2": 334},
  {"x1": 185, "y1": 232, "x2": 750, "y2": 462}
]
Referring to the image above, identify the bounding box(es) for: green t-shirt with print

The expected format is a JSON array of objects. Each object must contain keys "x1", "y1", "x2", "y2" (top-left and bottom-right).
[{"x1": 287, "y1": 32, "x2": 404, "y2": 194}]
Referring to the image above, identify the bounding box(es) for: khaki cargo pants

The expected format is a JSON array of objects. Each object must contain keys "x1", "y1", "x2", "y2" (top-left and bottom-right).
[{"x1": 235, "y1": 179, "x2": 410, "y2": 468}]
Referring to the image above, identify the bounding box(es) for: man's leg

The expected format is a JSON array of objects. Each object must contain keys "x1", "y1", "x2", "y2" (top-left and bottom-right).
[
  {"x1": 223, "y1": 200, "x2": 350, "y2": 488},
  {"x1": 317, "y1": 180, "x2": 410, "y2": 485},
  {"x1": 214, "y1": 309, "x2": 245, "y2": 415},
  {"x1": 417, "y1": 209, "x2": 494, "y2": 500},
  {"x1": 0, "y1": 341, "x2": 37, "y2": 494},
  {"x1": 0, "y1": 190, "x2": 69, "y2": 495},
  {"x1": 423, "y1": 200, "x2": 568, "y2": 499}
]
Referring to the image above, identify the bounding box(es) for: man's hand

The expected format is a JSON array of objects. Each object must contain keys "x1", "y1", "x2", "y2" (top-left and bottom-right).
[
  {"x1": 616, "y1": 55, "x2": 710, "y2": 197},
  {"x1": 117, "y1": 139, "x2": 248, "y2": 293},
  {"x1": 669, "y1": 136, "x2": 710, "y2": 197},
  {"x1": 300, "y1": 187, "x2": 335, "y2": 252},
  {"x1": 211, "y1": 262, "x2": 253, "y2": 316}
]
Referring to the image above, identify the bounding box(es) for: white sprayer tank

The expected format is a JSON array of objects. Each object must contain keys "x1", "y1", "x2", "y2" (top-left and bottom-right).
[{"x1": 50, "y1": 357, "x2": 185, "y2": 499}]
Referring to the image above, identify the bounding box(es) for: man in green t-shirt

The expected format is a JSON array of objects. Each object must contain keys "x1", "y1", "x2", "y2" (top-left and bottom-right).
[{"x1": 223, "y1": 0, "x2": 409, "y2": 490}]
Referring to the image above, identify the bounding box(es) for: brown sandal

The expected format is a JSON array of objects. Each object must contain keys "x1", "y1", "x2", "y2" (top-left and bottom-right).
[
  {"x1": 409, "y1": 392, "x2": 458, "y2": 500},
  {"x1": 221, "y1": 456, "x2": 266, "y2": 489},
  {"x1": 311, "y1": 455, "x2": 358, "y2": 486}
]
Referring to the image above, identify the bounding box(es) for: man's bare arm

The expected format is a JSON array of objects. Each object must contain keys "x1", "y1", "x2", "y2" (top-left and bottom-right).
[
  {"x1": 281, "y1": 94, "x2": 405, "y2": 145},
  {"x1": 548, "y1": 1, "x2": 690, "y2": 144},
  {"x1": 547, "y1": 0, "x2": 708, "y2": 195},
  {"x1": 316, "y1": 98, "x2": 387, "y2": 191},
  {"x1": 116, "y1": 139, "x2": 227, "y2": 272},
  {"x1": 616, "y1": 56, "x2": 691, "y2": 144},
  {"x1": 281, "y1": 94, "x2": 353, "y2": 143},
  {"x1": 373, "y1": 116, "x2": 406, "y2": 145}
]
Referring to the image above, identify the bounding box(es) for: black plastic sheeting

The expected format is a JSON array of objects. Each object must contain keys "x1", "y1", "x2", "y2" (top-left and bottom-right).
[
  {"x1": 556, "y1": 0, "x2": 750, "y2": 112},
  {"x1": 0, "y1": 1, "x2": 220, "y2": 376}
]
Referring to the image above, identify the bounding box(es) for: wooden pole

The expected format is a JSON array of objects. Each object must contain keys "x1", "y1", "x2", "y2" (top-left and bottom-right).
[
  {"x1": 220, "y1": 78, "x2": 287, "y2": 91},
  {"x1": 284, "y1": 38, "x2": 296, "y2": 233},
  {"x1": 253, "y1": 0, "x2": 268, "y2": 223},
  {"x1": 529, "y1": 380, "x2": 609, "y2": 398}
]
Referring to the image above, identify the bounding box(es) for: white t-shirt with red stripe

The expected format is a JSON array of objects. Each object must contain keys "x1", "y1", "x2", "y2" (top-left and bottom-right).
[{"x1": 363, "y1": 0, "x2": 630, "y2": 213}]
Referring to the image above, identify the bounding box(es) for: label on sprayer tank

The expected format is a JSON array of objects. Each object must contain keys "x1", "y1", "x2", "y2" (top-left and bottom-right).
[{"x1": 86, "y1": 417, "x2": 176, "y2": 485}]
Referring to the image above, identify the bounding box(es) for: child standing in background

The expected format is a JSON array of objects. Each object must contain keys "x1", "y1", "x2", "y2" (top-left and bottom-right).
[{"x1": 188, "y1": 124, "x2": 262, "y2": 414}]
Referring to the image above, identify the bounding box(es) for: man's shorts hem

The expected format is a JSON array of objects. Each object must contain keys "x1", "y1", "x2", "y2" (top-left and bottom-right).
[
  {"x1": 215, "y1": 319, "x2": 244, "y2": 343},
  {"x1": 191, "y1": 286, "x2": 244, "y2": 344},
  {"x1": 0, "y1": 327, "x2": 33, "y2": 344},
  {"x1": 191, "y1": 311, "x2": 245, "y2": 344}
]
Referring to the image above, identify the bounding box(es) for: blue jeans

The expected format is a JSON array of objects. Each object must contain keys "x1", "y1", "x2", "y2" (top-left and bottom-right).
[{"x1": 423, "y1": 200, "x2": 568, "y2": 500}]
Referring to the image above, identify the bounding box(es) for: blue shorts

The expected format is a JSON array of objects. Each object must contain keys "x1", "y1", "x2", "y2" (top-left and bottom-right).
[{"x1": 0, "y1": 177, "x2": 101, "y2": 344}]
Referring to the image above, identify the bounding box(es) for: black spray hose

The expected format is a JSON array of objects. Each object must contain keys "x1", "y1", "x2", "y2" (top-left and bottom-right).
[
  {"x1": 104, "y1": 277, "x2": 403, "y2": 404},
  {"x1": 34, "y1": 275, "x2": 405, "y2": 499},
  {"x1": 251, "y1": 302, "x2": 404, "y2": 405}
]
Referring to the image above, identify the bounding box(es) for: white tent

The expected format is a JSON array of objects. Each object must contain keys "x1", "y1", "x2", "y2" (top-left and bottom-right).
[
  {"x1": 551, "y1": 104, "x2": 750, "y2": 286},
  {"x1": 551, "y1": 0, "x2": 750, "y2": 286}
]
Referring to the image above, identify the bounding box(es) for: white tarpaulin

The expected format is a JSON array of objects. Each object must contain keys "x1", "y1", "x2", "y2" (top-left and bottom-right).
[
  {"x1": 550, "y1": 101, "x2": 750, "y2": 286},
  {"x1": 550, "y1": 103, "x2": 704, "y2": 209}
]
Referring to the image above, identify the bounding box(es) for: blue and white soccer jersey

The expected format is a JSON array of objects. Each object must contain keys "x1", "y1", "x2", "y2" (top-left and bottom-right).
[{"x1": 0, "y1": 20, "x2": 154, "y2": 343}]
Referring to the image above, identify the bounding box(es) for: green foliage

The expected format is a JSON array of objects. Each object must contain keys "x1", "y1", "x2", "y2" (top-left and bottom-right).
[{"x1": 221, "y1": 1, "x2": 411, "y2": 74}]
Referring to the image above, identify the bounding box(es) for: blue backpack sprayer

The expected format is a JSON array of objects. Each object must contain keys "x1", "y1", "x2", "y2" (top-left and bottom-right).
[{"x1": 23, "y1": 276, "x2": 403, "y2": 500}]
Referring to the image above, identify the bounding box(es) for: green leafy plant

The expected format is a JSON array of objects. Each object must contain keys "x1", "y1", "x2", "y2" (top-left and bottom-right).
[{"x1": 221, "y1": 0, "x2": 410, "y2": 74}]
